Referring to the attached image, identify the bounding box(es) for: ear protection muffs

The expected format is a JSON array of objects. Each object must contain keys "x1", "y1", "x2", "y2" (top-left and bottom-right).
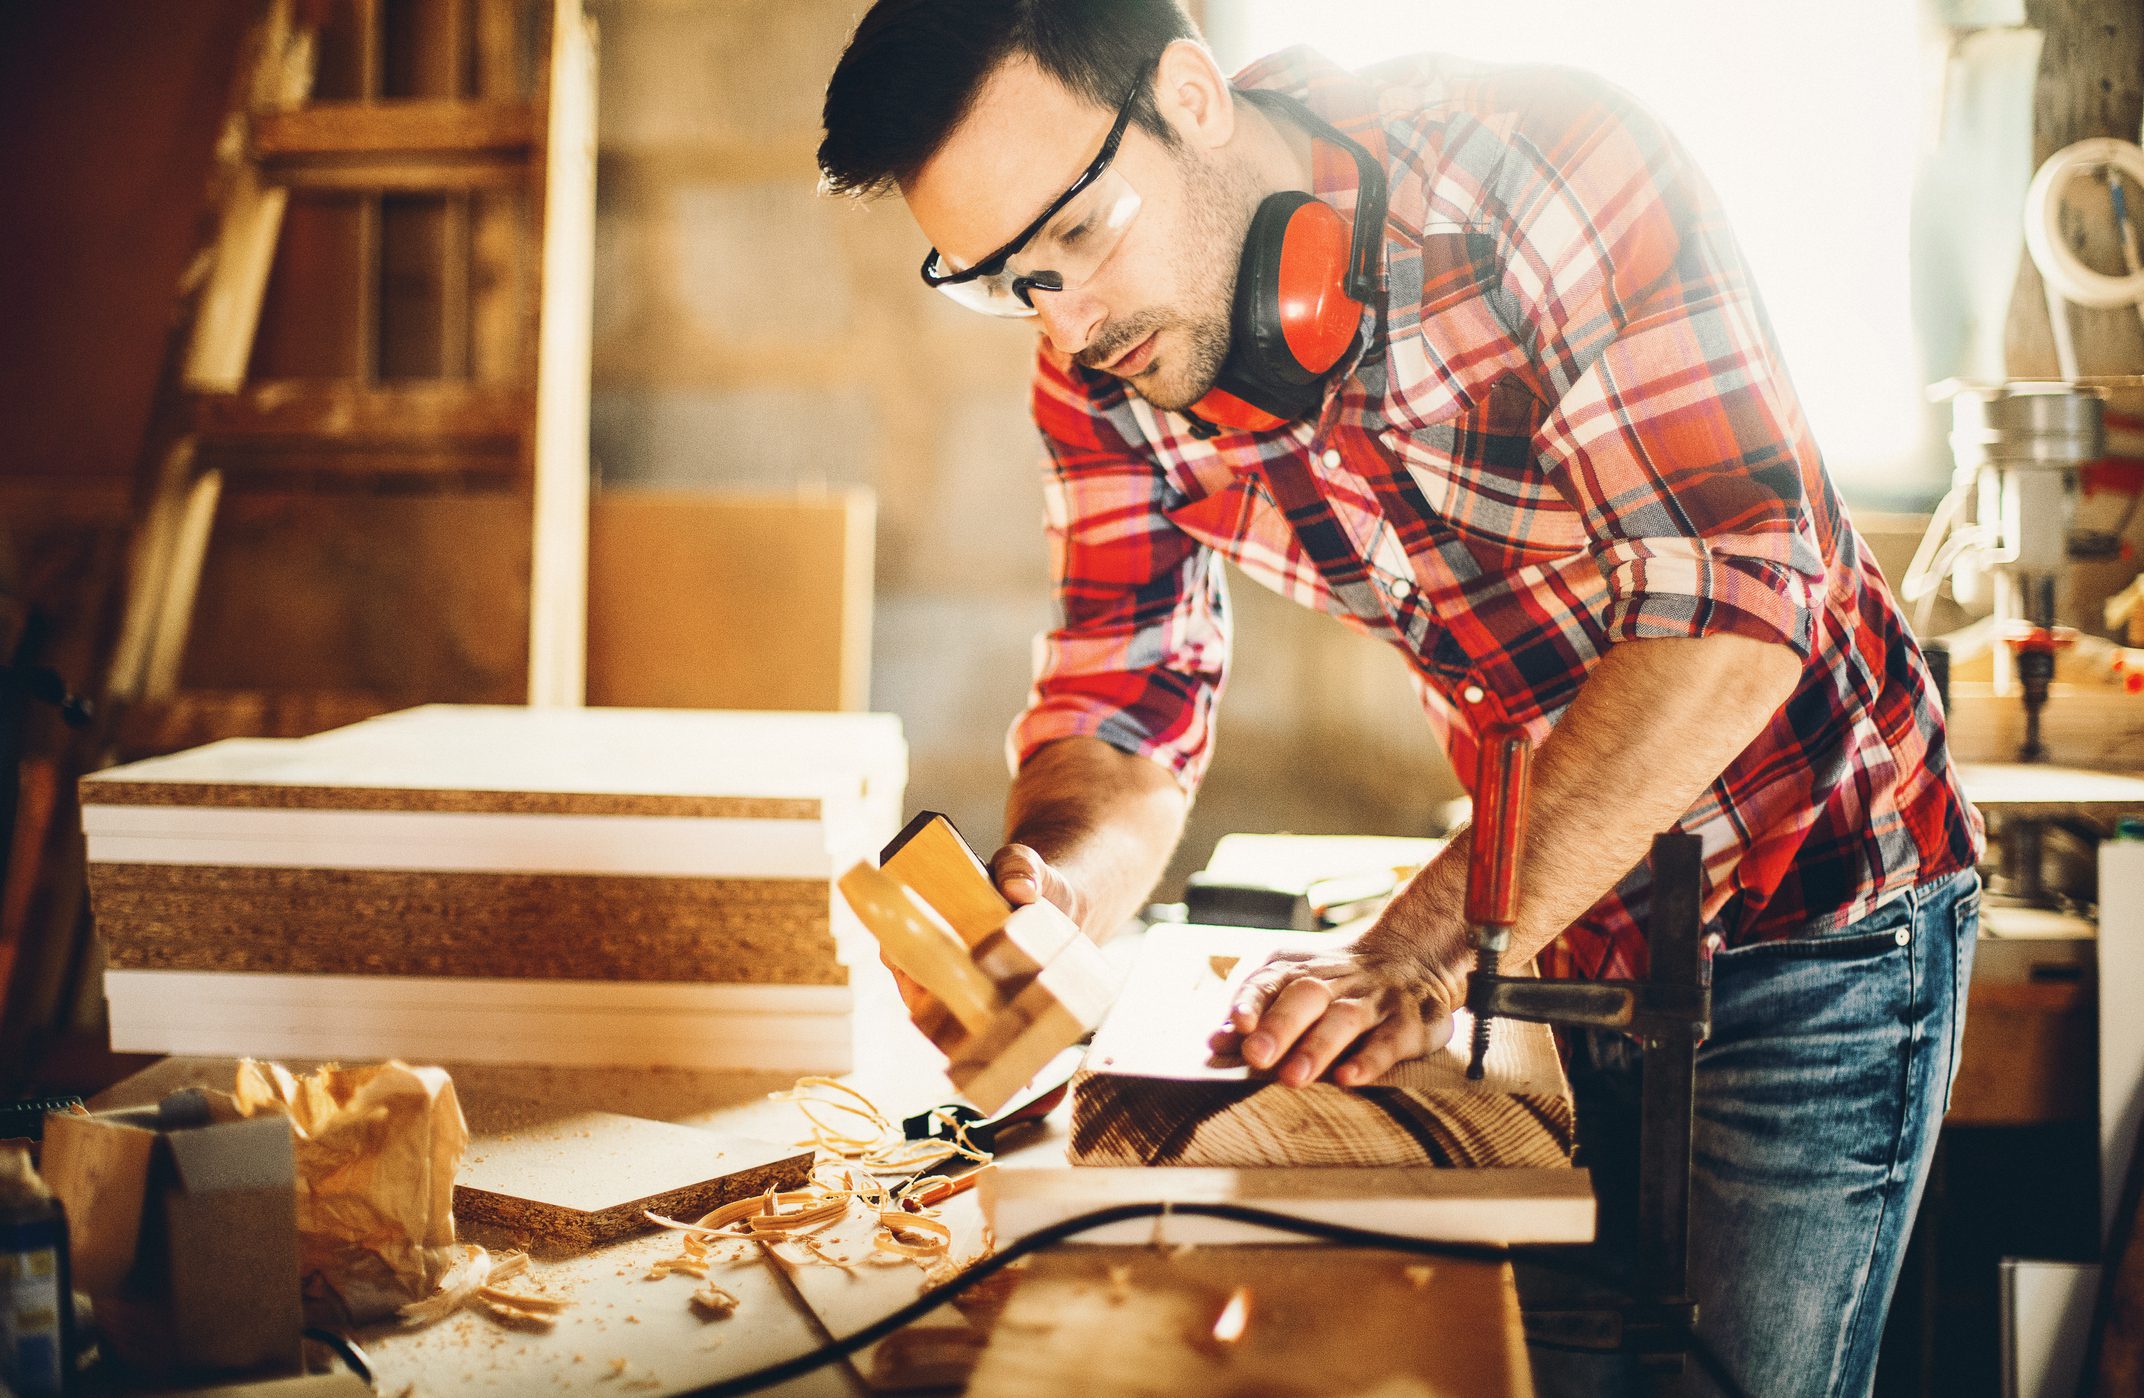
[{"x1": 1184, "y1": 90, "x2": 1388, "y2": 439}]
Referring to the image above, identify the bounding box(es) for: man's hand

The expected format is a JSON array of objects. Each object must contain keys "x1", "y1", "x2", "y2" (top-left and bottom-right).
[{"x1": 1208, "y1": 947, "x2": 1457, "y2": 1088}]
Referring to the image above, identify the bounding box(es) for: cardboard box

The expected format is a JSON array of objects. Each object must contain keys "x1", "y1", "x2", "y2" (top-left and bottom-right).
[{"x1": 41, "y1": 1092, "x2": 302, "y2": 1381}]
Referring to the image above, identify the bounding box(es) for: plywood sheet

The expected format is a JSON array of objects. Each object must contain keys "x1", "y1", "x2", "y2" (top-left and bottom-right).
[
  {"x1": 983, "y1": 1163, "x2": 1595, "y2": 1247},
  {"x1": 101, "y1": 970, "x2": 855, "y2": 1073},
  {"x1": 964, "y1": 1246, "x2": 1535, "y2": 1397},
  {"x1": 1071, "y1": 926, "x2": 1574, "y2": 1169},
  {"x1": 453, "y1": 1099, "x2": 811, "y2": 1250},
  {"x1": 80, "y1": 704, "x2": 907, "y2": 812},
  {"x1": 587, "y1": 489, "x2": 875, "y2": 714}
]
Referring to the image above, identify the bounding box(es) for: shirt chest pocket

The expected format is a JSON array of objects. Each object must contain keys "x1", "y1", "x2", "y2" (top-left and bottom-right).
[{"x1": 1381, "y1": 377, "x2": 1590, "y2": 573}]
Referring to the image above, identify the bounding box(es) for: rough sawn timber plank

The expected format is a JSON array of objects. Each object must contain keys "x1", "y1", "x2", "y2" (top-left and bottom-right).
[{"x1": 1070, "y1": 926, "x2": 1575, "y2": 1169}]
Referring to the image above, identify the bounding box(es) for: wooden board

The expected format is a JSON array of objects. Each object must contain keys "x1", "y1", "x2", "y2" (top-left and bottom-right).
[
  {"x1": 587, "y1": 490, "x2": 876, "y2": 714},
  {"x1": 984, "y1": 1163, "x2": 1595, "y2": 1247},
  {"x1": 101, "y1": 971, "x2": 854, "y2": 1073},
  {"x1": 1070, "y1": 926, "x2": 1574, "y2": 1169},
  {"x1": 1957, "y1": 761, "x2": 2144, "y2": 815},
  {"x1": 79, "y1": 704, "x2": 908, "y2": 814},
  {"x1": 453, "y1": 1100, "x2": 810, "y2": 1251},
  {"x1": 963, "y1": 1246, "x2": 1535, "y2": 1397}
]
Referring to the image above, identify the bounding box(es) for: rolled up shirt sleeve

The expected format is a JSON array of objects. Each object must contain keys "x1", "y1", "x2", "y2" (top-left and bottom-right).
[
  {"x1": 1494, "y1": 75, "x2": 1825, "y2": 659},
  {"x1": 1006, "y1": 345, "x2": 1229, "y2": 793}
]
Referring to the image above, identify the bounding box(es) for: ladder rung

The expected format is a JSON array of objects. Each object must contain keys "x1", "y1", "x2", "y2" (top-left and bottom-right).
[
  {"x1": 192, "y1": 382, "x2": 530, "y2": 450},
  {"x1": 255, "y1": 100, "x2": 536, "y2": 190}
]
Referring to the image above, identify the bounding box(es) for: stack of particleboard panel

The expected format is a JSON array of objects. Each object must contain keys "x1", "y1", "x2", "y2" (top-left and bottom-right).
[{"x1": 79, "y1": 704, "x2": 905, "y2": 1070}]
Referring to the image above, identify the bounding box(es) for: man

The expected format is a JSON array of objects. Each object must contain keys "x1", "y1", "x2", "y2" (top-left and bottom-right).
[{"x1": 819, "y1": 3, "x2": 1983, "y2": 1393}]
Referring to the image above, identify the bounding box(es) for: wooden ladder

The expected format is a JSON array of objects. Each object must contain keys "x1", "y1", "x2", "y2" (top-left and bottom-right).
[{"x1": 106, "y1": 0, "x2": 595, "y2": 754}]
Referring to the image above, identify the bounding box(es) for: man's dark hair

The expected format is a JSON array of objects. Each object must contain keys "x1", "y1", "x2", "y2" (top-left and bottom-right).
[{"x1": 819, "y1": 0, "x2": 1200, "y2": 200}]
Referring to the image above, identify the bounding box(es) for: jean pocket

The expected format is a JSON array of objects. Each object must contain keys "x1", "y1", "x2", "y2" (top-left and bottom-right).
[
  {"x1": 1719, "y1": 889, "x2": 1917, "y2": 965},
  {"x1": 1944, "y1": 880, "x2": 1983, "y2": 1113}
]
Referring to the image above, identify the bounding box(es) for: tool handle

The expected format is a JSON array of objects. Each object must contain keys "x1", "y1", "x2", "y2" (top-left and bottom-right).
[{"x1": 1464, "y1": 725, "x2": 1532, "y2": 926}]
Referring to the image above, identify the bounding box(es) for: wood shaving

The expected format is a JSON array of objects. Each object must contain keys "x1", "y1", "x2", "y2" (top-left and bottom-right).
[
  {"x1": 637, "y1": 1076, "x2": 996, "y2": 1319},
  {"x1": 1404, "y1": 1264, "x2": 1436, "y2": 1289},
  {"x1": 689, "y1": 1280, "x2": 741, "y2": 1319},
  {"x1": 769, "y1": 1076, "x2": 992, "y2": 1174},
  {"x1": 873, "y1": 1210, "x2": 953, "y2": 1261},
  {"x1": 399, "y1": 1245, "x2": 566, "y2": 1330}
]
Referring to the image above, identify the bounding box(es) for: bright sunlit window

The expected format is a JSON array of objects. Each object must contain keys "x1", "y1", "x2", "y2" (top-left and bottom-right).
[{"x1": 1207, "y1": 0, "x2": 1929, "y2": 494}]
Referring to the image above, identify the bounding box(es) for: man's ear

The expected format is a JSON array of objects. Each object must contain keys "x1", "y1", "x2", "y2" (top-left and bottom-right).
[{"x1": 1152, "y1": 38, "x2": 1234, "y2": 151}]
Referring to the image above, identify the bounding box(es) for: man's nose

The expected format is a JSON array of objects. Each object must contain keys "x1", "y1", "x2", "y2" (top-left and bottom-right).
[{"x1": 1031, "y1": 285, "x2": 1106, "y2": 359}]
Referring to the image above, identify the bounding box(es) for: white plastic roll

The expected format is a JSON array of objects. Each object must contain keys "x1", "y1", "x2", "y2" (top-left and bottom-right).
[{"x1": 2025, "y1": 137, "x2": 2144, "y2": 309}]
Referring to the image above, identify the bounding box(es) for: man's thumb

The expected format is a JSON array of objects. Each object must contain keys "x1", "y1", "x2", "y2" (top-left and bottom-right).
[{"x1": 992, "y1": 844, "x2": 1043, "y2": 905}]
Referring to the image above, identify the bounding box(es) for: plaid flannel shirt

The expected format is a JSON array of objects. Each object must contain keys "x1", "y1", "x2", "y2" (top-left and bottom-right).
[{"x1": 1009, "y1": 48, "x2": 1983, "y2": 975}]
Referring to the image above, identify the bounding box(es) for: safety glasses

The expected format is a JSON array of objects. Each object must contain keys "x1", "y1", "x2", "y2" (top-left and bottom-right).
[{"x1": 918, "y1": 72, "x2": 1148, "y2": 318}]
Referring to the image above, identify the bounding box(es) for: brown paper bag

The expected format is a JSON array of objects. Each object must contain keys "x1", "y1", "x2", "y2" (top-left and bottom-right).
[{"x1": 230, "y1": 1060, "x2": 468, "y2": 1325}]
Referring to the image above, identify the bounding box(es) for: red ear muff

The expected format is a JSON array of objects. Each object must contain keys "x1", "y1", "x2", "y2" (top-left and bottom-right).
[
  {"x1": 1274, "y1": 198, "x2": 1361, "y2": 376},
  {"x1": 1185, "y1": 192, "x2": 1364, "y2": 435},
  {"x1": 1183, "y1": 92, "x2": 1387, "y2": 440}
]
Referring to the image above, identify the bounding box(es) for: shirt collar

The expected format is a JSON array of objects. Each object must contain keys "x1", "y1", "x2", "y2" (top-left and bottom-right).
[{"x1": 1231, "y1": 47, "x2": 1394, "y2": 235}]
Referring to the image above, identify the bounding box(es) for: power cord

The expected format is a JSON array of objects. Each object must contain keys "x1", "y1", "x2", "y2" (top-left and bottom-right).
[{"x1": 670, "y1": 1201, "x2": 1753, "y2": 1398}]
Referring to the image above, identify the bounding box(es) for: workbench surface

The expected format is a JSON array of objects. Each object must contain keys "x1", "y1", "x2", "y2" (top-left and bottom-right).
[{"x1": 89, "y1": 956, "x2": 1543, "y2": 1396}]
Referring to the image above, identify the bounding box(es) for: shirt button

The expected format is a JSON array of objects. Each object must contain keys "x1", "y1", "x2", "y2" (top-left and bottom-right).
[
  {"x1": 1461, "y1": 684, "x2": 1486, "y2": 705},
  {"x1": 1320, "y1": 448, "x2": 1343, "y2": 469},
  {"x1": 1894, "y1": 928, "x2": 1910, "y2": 947},
  {"x1": 1387, "y1": 575, "x2": 1415, "y2": 601}
]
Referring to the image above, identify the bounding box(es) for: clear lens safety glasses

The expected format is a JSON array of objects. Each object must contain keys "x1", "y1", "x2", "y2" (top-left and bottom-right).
[{"x1": 920, "y1": 164, "x2": 1143, "y2": 318}]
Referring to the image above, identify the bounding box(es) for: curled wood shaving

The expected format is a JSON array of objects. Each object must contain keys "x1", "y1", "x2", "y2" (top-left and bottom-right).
[
  {"x1": 640, "y1": 1077, "x2": 996, "y2": 1317},
  {"x1": 399, "y1": 1245, "x2": 565, "y2": 1329},
  {"x1": 873, "y1": 1210, "x2": 953, "y2": 1260},
  {"x1": 769, "y1": 1077, "x2": 992, "y2": 1174}
]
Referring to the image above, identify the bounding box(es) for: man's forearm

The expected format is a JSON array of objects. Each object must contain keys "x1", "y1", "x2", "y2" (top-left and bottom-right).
[
  {"x1": 1359, "y1": 633, "x2": 1803, "y2": 1001},
  {"x1": 1006, "y1": 735, "x2": 1189, "y2": 939}
]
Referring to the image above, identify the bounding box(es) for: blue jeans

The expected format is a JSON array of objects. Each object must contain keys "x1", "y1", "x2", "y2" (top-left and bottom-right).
[{"x1": 1532, "y1": 869, "x2": 1980, "y2": 1398}]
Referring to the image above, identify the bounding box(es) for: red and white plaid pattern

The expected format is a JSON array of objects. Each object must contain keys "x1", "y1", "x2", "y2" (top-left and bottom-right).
[{"x1": 1008, "y1": 48, "x2": 1982, "y2": 976}]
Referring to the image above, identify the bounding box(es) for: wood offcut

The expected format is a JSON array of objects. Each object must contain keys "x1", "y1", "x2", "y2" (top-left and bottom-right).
[{"x1": 453, "y1": 1101, "x2": 812, "y2": 1252}]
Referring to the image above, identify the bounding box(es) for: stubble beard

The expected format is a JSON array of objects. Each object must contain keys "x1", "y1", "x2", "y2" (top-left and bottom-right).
[{"x1": 1090, "y1": 146, "x2": 1260, "y2": 413}]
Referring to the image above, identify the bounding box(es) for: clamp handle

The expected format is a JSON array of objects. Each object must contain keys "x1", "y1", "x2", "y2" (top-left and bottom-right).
[
  {"x1": 1465, "y1": 726, "x2": 1531, "y2": 926},
  {"x1": 1464, "y1": 724, "x2": 1531, "y2": 1079}
]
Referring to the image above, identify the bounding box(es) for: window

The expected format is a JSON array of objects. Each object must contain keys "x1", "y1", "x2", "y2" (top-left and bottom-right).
[{"x1": 1207, "y1": 0, "x2": 1932, "y2": 502}]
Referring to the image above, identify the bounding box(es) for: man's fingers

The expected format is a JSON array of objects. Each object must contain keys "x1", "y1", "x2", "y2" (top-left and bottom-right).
[
  {"x1": 1332, "y1": 1013, "x2": 1425, "y2": 1087},
  {"x1": 1276, "y1": 998, "x2": 1377, "y2": 1086},
  {"x1": 1240, "y1": 976, "x2": 1336, "y2": 1071},
  {"x1": 1225, "y1": 952, "x2": 1317, "y2": 1034}
]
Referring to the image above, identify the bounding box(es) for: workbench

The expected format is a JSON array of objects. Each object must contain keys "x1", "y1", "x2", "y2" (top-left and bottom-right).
[{"x1": 86, "y1": 954, "x2": 1549, "y2": 1397}]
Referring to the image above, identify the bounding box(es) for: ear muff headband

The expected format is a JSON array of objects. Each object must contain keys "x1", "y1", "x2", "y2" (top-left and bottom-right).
[{"x1": 1185, "y1": 89, "x2": 1388, "y2": 438}]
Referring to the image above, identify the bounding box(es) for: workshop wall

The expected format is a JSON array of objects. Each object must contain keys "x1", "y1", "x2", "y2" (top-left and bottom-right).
[{"x1": 585, "y1": 0, "x2": 1458, "y2": 895}]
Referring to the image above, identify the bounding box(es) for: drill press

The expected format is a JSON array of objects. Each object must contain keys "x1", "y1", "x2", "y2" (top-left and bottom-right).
[{"x1": 1940, "y1": 382, "x2": 2108, "y2": 760}]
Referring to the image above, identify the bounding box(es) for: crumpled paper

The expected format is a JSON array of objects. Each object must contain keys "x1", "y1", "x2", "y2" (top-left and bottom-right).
[{"x1": 230, "y1": 1059, "x2": 467, "y2": 1325}]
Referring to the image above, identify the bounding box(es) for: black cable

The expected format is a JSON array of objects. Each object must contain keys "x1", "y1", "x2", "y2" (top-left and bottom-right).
[
  {"x1": 670, "y1": 1201, "x2": 1752, "y2": 1398},
  {"x1": 301, "y1": 1327, "x2": 375, "y2": 1387}
]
